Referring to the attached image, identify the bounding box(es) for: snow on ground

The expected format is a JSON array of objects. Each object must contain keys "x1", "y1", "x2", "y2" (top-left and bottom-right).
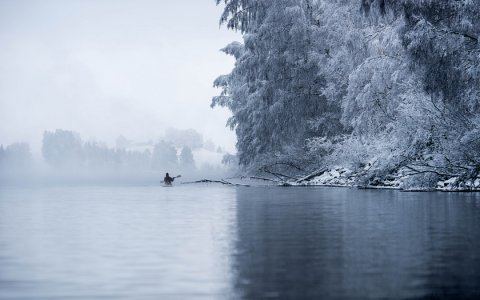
[
  {"x1": 437, "y1": 177, "x2": 480, "y2": 191},
  {"x1": 278, "y1": 167, "x2": 480, "y2": 192},
  {"x1": 305, "y1": 168, "x2": 355, "y2": 186}
]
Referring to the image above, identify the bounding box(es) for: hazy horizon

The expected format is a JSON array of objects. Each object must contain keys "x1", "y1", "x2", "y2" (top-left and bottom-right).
[{"x1": 0, "y1": 0, "x2": 240, "y2": 157}]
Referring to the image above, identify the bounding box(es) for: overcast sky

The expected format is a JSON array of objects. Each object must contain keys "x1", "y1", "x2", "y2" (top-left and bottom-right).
[{"x1": 0, "y1": 0, "x2": 240, "y2": 155}]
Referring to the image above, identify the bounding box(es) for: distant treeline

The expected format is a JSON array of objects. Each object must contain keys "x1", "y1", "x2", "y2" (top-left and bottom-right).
[
  {"x1": 0, "y1": 143, "x2": 32, "y2": 171},
  {"x1": 213, "y1": 0, "x2": 480, "y2": 187},
  {"x1": 41, "y1": 129, "x2": 195, "y2": 171},
  {"x1": 1, "y1": 128, "x2": 231, "y2": 176}
]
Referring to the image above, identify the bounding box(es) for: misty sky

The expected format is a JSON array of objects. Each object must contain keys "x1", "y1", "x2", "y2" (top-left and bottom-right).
[{"x1": 0, "y1": 0, "x2": 240, "y2": 155}]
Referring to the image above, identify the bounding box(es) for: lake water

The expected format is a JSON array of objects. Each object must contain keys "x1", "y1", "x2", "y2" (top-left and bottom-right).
[{"x1": 0, "y1": 185, "x2": 479, "y2": 299}]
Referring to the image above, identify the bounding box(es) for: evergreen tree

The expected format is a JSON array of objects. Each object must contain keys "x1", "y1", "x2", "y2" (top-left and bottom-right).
[
  {"x1": 151, "y1": 141, "x2": 178, "y2": 170},
  {"x1": 42, "y1": 130, "x2": 83, "y2": 167},
  {"x1": 179, "y1": 146, "x2": 195, "y2": 170},
  {"x1": 214, "y1": 0, "x2": 341, "y2": 166}
]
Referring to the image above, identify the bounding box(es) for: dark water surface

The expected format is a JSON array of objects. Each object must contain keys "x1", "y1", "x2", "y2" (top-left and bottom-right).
[{"x1": 0, "y1": 185, "x2": 479, "y2": 299}]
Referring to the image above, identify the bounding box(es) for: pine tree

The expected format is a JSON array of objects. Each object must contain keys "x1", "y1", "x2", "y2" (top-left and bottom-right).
[{"x1": 179, "y1": 146, "x2": 195, "y2": 170}]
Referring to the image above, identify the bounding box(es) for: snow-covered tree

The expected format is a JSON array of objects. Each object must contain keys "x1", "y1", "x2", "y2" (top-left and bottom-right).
[
  {"x1": 214, "y1": 0, "x2": 480, "y2": 186},
  {"x1": 214, "y1": 0, "x2": 341, "y2": 166},
  {"x1": 401, "y1": 1, "x2": 480, "y2": 170}
]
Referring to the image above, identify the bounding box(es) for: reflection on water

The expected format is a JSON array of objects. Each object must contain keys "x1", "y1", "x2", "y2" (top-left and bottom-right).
[
  {"x1": 232, "y1": 188, "x2": 480, "y2": 300},
  {"x1": 0, "y1": 185, "x2": 479, "y2": 299}
]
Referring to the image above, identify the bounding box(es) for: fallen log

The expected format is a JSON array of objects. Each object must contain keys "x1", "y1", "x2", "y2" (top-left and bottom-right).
[
  {"x1": 295, "y1": 167, "x2": 328, "y2": 183},
  {"x1": 244, "y1": 176, "x2": 279, "y2": 183},
  {"x1": 181, "y1": 179, "x2": 250, "y2": 187}
]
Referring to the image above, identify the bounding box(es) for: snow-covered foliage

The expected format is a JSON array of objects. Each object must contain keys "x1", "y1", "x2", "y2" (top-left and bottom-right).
[
  {"x1": 214, "y1": 0, "x2": 480, "y2": 188},
  {"x1": 213, "y1": 0, "x2": 338, "y2": 166}
]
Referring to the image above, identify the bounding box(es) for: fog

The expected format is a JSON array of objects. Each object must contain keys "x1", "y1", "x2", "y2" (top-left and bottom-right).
[
  {"x1": 0, "y1": 0, "x2": 239, "y2": 154},
  {"x1": 0, "y1": 0, "x2": 240, "y2": 182},
  {"x1": 0, "y1": 127, "x2": 239, "y2": 185}
]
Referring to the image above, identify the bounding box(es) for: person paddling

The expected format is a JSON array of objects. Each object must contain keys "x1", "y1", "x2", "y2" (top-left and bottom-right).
[{"x1": 164, "y1": 173, "x2": 181, "y2": 186}]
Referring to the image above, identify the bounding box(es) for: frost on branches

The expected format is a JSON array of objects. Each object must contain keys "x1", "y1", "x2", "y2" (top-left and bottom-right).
[{"x1": 213, "y1": 0, "x2": 480, "y2": 190}]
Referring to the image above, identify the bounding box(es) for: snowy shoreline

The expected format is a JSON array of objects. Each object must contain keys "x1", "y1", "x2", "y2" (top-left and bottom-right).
[{"x1": 281, "y1": 168, "x2": 480, "y2": 192}]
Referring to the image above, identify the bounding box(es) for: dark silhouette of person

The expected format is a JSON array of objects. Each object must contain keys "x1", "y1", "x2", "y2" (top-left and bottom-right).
[{"x1": 164, "y1": 173, "x2": 174, "y2": 185}]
